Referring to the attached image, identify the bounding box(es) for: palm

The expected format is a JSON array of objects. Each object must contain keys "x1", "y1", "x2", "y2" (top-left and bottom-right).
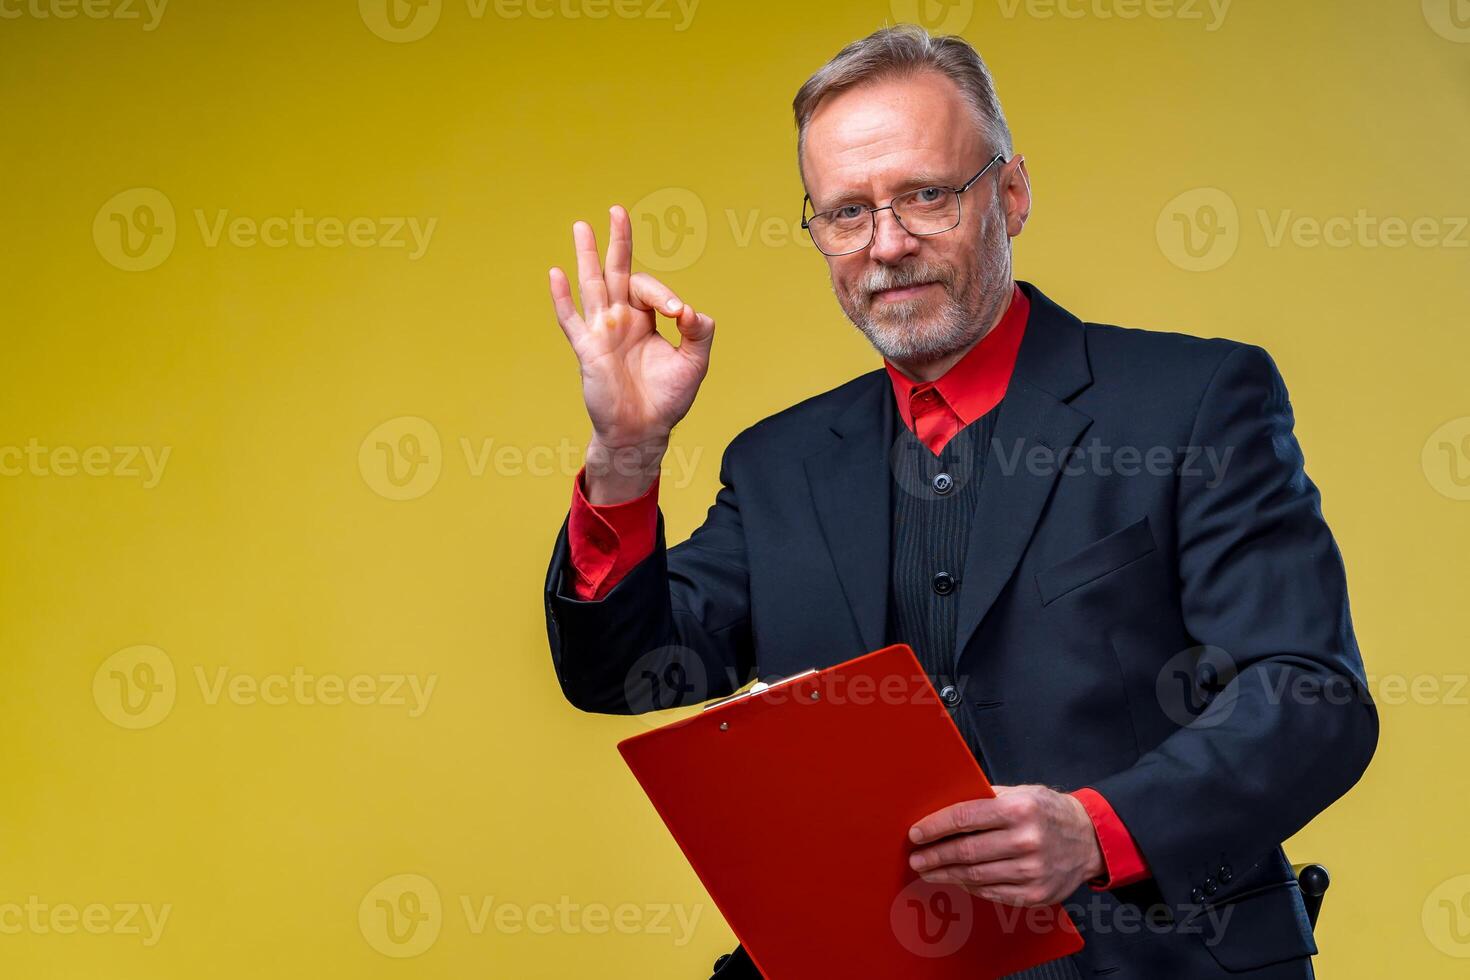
[
  {"x1": 573, "y1": 301, "x2": 704, "y2": 448},
  {"x1": 549, "y1": 205, "x2": 715, "y2": 450}
]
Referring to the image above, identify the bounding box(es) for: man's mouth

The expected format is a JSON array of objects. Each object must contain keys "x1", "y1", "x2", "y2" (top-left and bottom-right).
[{"x1": 872, "y1": 281, "x2": 940, "y2": 303}]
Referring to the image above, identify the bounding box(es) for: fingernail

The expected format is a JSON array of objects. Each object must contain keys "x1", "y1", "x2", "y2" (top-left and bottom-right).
[
  {"x1": 909, "y1": 827, "x2": 922, "y2": 843},
  {"x1": 666, "y1": 298, "x2": 682, "y2": 313},
  {"x1": 909, "y1": 855, "x2": 925, "y2": 871}
]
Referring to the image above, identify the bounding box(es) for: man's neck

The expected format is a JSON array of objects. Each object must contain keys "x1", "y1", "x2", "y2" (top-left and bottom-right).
[{"x1": 888, "y1": 280, "x2": 1016, "y2": 384}]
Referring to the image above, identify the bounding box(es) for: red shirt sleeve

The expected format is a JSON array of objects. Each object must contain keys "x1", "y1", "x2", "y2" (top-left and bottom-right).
[
  {"x1": 1070, "y1": 788, "x2": 1151, "y2": 889},
  {"x1": 565, "y1": 464, "x2": 660, "y2": 601}
]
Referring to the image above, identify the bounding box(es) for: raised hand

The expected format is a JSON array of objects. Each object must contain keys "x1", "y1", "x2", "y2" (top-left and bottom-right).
[{"x1": 549, "y1": 205, "x2": 715, "y2": 503}]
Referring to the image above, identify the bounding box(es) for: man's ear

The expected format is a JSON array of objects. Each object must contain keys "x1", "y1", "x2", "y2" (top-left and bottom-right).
[{"x1": 1004, "y1": 154, "x2": 1032, "y2": 237}]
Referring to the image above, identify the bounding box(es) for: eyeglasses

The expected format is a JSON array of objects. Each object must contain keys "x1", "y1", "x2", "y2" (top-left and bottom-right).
[{"x1": 800, "y1": 154, "x2": 1006, "y2": 256}]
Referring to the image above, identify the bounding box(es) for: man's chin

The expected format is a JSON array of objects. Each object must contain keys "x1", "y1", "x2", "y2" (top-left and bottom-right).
[{"x1": 861, "y1": 320, "x2": 968, "y2": 363}]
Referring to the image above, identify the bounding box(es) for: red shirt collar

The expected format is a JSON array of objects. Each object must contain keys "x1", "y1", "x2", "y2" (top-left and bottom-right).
[{"x1": 883, "y1": 283, "x2": 1029, "y2": 433}]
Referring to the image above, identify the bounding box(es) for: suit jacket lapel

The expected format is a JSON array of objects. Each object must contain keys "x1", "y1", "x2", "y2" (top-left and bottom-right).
[
  {"x1": 953, "y1": 284, "x2": 1095, "y2": 664},
  {"x1": 804, "y1": 372, "x2": 894, "y2": 654}
]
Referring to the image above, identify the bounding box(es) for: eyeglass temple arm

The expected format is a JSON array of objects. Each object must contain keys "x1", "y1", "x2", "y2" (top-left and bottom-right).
[{"x1": 957, "y1": 154, "x2": 1007, "y2": 194}]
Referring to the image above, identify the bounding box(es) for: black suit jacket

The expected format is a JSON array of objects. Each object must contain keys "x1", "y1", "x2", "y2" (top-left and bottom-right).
[{"x1": 543, "y1": 281, "x2": 1377, "y2": 978}]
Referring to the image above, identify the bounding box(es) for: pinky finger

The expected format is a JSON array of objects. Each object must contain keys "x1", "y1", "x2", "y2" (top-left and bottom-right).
[
  {"x1": 974, "y1": 886, "x2": 1032, "y2": 907},
  {"x1": 548, "y1": 267, "x2": 584, "y2": 342}
]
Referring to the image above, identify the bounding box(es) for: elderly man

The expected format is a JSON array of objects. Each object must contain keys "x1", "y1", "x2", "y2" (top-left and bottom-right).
[{"x1": 542, "y1": 24, "x2": 1376, "y2": 980}]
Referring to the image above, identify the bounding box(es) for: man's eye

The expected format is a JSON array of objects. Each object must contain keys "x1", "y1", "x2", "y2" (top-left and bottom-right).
[
  {"x1": 833, "y1": 205, "x2": 866, "y2": 221},
  {"x1": 915, "y1": 187, "x2": 945, "y2": 203}
]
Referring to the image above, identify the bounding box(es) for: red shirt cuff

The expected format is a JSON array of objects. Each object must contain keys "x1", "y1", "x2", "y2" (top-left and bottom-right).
[
  {"x1": 1071, "y1": 787, "x2": 1150, "y2": 889},
  {"x1": 566, "y1": 465, "x2": 660, "y2": 600}
]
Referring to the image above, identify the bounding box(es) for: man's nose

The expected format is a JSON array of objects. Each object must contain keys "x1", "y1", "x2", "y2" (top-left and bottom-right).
[{"x1": 868, "y1": 208, "x2": 920, "y2": 264}]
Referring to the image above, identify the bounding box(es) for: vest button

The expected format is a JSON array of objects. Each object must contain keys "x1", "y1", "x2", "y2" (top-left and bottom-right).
[
  {"x1": 932, "y1": 571, "x2": 955, "y2": 595},
  {"x1": 939, "y1": 684, "x2": 961, "y2": 707},
  {"x1": 932, "y1": 472, "x2": 954, "y2": 495}
]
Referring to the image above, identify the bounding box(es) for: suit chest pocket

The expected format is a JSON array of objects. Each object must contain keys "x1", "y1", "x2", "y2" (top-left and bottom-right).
[{"x1": 1035, "y1": 515, "x2": 1157, "y2": 606}]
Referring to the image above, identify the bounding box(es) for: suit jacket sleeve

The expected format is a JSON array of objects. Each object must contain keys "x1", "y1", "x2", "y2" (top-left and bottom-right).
[
  {"x1": 1089, "y1": 343, "x2": 1378, "y2": 910},
  {"x1": 543, "y1": 437, "x2": 757, "y2": 713}
]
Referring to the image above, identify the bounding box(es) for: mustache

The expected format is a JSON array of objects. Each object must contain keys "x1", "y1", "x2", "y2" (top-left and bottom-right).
[{"x1": 859, "y1": 262, "x2": 955, "y2": 298}]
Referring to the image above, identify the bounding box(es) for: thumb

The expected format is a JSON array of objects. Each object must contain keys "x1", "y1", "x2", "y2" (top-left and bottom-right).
[{"x1": 673, "y1": 305, "x2": 715, "y2": 361}]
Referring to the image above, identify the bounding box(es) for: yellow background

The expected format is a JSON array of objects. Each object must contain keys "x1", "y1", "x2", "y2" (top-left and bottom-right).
[{"x1": 2, "y1": 0, "x2": 1468, "y2": 976}]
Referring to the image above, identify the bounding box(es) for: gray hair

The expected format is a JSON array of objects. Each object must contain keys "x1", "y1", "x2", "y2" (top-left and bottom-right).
[{"x1": 792, "y1": 24, "x2": 1014, "y2": 181}]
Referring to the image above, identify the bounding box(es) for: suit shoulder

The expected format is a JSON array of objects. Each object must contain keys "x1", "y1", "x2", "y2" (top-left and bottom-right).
[
  {"x1": 1081, "y1": 321, "x2": 1278, "y2": 397},
  {"x1": 725, "y1": 368, "x2": 885, "y2": 456}
]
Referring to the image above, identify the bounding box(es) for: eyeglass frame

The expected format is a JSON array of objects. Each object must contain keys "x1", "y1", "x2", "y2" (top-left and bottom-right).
[{"x1": 799, "y1": 153, "x2": 1008, "y2": 256}]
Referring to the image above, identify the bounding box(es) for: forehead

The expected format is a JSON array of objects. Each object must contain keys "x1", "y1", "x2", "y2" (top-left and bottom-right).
[{"x1": 802, "y1": 70, "x2": 984, "y2": 206}]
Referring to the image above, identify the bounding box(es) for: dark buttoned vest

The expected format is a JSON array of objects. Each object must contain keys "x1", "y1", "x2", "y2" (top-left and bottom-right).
[{"x1": 883, "y1": 393, "x2": 1084, "y2": 980}]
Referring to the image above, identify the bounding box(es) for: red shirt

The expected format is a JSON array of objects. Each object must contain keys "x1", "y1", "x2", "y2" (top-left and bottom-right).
[{"x1": 563, "y1": 283, "x2": 1148, "y2": 889}]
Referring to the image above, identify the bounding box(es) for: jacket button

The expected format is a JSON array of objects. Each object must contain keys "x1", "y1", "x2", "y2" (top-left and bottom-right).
[
  {"x1": 1218, "y1": 865, "x2": 1233, "y2": 884},
  {"x1": 932, "y1": 571, "x2": 956, "y2": 595},
  {"x1": 932, "y1": 472, "x2": 954, "y2": 495},
  {"x1": 1203, "y1": 877, "x2": 1217, "y2": 896},
  {"x1": 939, "y1": 684, "x2": 960, "y2": 706},
  {"x1": 1190, "y1": 887, "x2": 1203, "y2": 904}
]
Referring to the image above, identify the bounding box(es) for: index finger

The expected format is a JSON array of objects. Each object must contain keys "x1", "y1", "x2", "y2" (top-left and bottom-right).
[
  {"x1": 909, "y1": 796, "x2": 1008, "y2": 844},
  {"x1": 628, "y1": 272, "x2": 685, "y2": 317}
]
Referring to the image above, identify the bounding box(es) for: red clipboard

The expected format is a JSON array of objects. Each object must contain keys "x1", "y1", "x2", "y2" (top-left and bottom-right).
[{"x1": 617, "y1": 643, "x2": 1084, "y2": 979}]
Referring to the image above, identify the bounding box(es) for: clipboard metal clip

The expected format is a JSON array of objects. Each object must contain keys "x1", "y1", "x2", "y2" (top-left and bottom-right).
[{"x1": 702, "y1": 668, "x2": 818, "y2": 711}]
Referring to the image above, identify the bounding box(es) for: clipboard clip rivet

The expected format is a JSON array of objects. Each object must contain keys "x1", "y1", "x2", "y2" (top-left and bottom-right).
[
  {"x1": 809, "y1": 691, "x2": 821, "y2": 700},
  {"x1": 719, "y1": 722, "x2": 729, "y2": 731}
]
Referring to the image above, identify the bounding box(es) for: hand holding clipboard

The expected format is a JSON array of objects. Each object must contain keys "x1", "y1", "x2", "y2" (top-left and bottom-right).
[{"x1": 618, "y1": 643, "x2": 1083, "y2": 979}]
